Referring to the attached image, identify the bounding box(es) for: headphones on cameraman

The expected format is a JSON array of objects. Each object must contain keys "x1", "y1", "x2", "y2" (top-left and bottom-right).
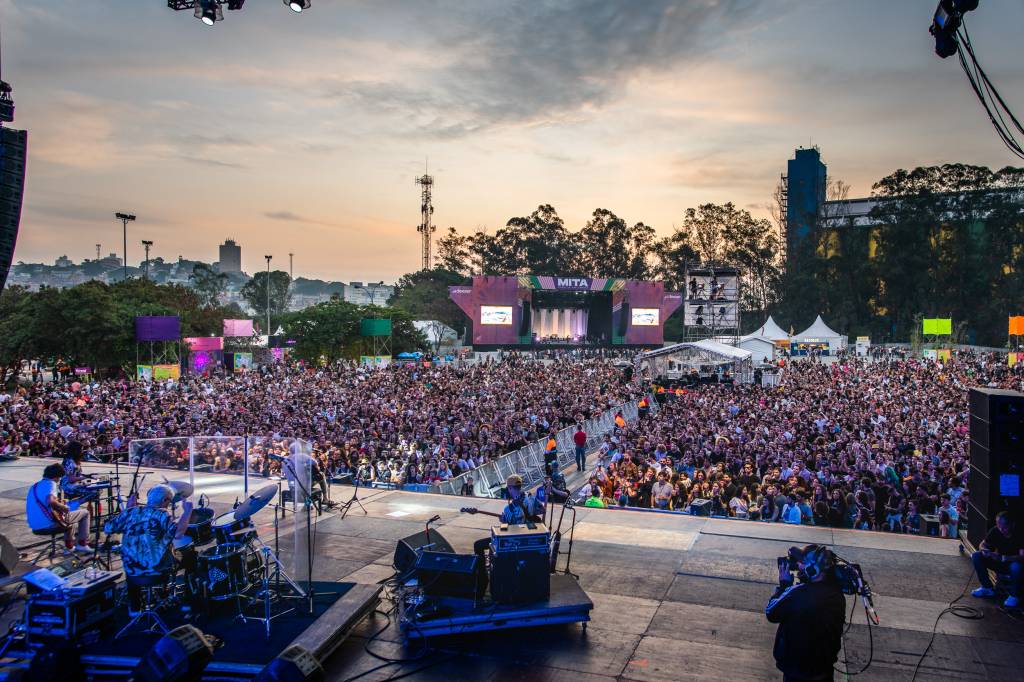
[{"x1": 800, "y1": 544, "x2": 833, "y2": 581}]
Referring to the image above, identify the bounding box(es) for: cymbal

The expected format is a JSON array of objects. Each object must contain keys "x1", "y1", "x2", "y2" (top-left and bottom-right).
[
  {"x1": 166, "y1": 480, "x2": 194, "y2": 503},
  {"x1": 233, "y1": 483, "x2": 278, "y2": 521}
]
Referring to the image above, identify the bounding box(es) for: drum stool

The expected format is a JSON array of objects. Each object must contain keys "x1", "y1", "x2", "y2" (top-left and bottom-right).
[{"x1": 116, "y1": 571, "x2": 174, "y2": 639}]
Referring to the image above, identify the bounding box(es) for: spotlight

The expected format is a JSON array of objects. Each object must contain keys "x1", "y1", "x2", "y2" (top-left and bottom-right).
[
  {"x1": 285, "y1": 0, "x2": 311, "y2": 12},
  {"x1": 253, "y1": 645, "x2": 324, "y2": 682},
  {"x1": 133, "y1": 625, "x2": 216, "y2": 682},
  {"x1": 195, "y1": 0, "x2": 223, "y2": 26}
]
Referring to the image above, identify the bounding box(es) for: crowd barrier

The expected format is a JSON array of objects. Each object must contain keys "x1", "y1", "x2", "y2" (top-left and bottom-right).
[{"x1": 434, "y1": 395, "x2": 658, "y2": 498}]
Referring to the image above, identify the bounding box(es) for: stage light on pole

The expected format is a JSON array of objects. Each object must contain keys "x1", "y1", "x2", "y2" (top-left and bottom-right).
[
  {"x1": 141, "y1": 240, "x2": 153, "y2": 281},
  {"x1": 265, "y1": 254, "x2": 272, "y2": 337},
  {"x1": 285, "y1": 0, "x2": 311, "y2": 13},
  {"x1": 196, "y1": 0, "x2": 223, "y2": 26},
  {"x1": 115, "y1": 212, "x2": 136, "y2": 282}
]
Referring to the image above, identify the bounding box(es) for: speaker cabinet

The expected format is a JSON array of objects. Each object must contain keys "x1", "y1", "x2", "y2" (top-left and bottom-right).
[
  {"x1": 489, "y1": 550, "x2": 549, "y2": 604},
  {"x1": 393, "y1": 529, "x2": 454, "y2": 576},
  {"x1": 967, "y1": 388, "x2": 1024, "y2": 548},
  {"x1": 0, "y1": 127, "x2": 27, "y2": 291}
]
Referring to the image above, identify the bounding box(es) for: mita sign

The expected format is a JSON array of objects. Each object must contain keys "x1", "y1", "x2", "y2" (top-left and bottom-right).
[{"x1": 553, "y1": 277, "x2": 592, "y2": 290}]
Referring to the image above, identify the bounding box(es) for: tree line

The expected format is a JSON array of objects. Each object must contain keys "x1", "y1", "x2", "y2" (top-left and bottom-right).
[{"x1": 394, "y1": 163, "x2": 1022, "y2": 346}]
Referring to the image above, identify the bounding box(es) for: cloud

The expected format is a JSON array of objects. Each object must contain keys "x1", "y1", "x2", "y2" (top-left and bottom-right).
[
  {"x1": 319, "y1": 0, "x2": 777, "y2": 137},
  {"x1": 263, "y1": 211, "x2": 348, "y2": 229}
]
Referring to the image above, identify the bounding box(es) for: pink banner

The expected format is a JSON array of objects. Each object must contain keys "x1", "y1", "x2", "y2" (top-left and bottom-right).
[
  {"x1": 184, "y1": 336, "x2": 224, "y2": 351},
  {"x1": 223, "y1": 319, "x2": 255, "y2": 337}
]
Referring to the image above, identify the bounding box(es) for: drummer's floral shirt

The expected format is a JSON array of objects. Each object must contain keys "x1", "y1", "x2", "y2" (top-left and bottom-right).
[{"x1": 104, "y1": 505, "x2": 176, "y2": 576}]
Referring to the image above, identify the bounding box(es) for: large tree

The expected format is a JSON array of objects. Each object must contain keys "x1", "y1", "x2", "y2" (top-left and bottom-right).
[
  {"x1": 241, "y1": 270, "x2": 292, "y2": 333},
  {"x1": 189, "y1": 262, "x2": 229, "y2": 307},
  {"x1": 389, "y1": 268, "x2": 470, "y2": 349},
  {"x1": 575, "y1": 209, "x2": 654, "y2": 278}
]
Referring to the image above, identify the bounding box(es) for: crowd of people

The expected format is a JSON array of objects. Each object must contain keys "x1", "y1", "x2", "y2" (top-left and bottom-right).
[
  {"x1": 0, "y1": 355, "x2": 639, "y2": 488},
  {"x1": 579, "y1": 352, "x2": 1023, "y2": 537}
]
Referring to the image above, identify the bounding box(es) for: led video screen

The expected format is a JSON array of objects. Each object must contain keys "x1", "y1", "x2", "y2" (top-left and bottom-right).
[
  {"x1": 480, "y1": 305, "x2": 513, "y2": 325},
  {"x1": 631, "y1": 308, "x2": 660, "y2": 326}
]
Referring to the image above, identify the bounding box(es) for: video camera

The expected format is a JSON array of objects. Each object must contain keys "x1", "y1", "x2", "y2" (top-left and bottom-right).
[{"x1": 778, "y1": 545, "x2": 879, "y2": 624}]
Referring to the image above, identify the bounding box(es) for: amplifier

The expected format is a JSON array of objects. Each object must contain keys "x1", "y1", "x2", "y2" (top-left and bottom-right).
[
  {"x1": 490, "y1": 523, "x2": 550, "y2": 554},
  {"x1": 490, "y1": 551, "x2": 550, "y2": 605},
  {"x1": 25, "y1": 583, "x2": 117, "y2": 639},
  {"x1": 414, "y1": 551, "x2": 479, "y2": 601},
  {"x1": 689, "y1": 499, "x2": 712, "y2": 516}
]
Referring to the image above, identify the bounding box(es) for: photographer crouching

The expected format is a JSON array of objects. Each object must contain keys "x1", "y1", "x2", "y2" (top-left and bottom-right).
[{"x1": 765, "y1": 545, "x2": 847, "y2": 681}]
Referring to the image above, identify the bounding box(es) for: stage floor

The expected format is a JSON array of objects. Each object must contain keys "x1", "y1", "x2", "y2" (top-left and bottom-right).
[{"x1": 2, "y1": 458, "x2": 1024, "y2": 680}]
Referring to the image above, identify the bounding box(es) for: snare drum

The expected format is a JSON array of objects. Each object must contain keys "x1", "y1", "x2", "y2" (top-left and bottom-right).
[
  {"x1": 197, "y1": 543, "x2": 250, "y2": 599},
  {"x1": 212, "y1": 510, "x2": 255, "y2": 545}
]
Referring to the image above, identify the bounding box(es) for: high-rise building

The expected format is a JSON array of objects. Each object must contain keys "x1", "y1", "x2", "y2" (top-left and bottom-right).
[
  {"x1": 783, "y1": 147, "x2": 827, "y2": 261},
  {"x1": 218, "y1": 238, "x2": 242, "y2": 273}
]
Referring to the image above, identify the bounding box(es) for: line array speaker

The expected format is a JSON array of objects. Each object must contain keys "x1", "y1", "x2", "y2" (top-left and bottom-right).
[{"x1": 0, "y1": 127, "x2": 27, "y2": 292}]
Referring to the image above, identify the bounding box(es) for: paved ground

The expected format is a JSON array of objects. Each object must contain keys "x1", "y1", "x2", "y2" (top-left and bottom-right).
[{"x1": 2, "y1": 458, "x2": 1023, "y2": 681}]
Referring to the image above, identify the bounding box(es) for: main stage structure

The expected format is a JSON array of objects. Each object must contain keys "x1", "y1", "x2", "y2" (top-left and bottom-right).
[{"x1": 450, "y1": 275, "x2": 682, "y2": 350}]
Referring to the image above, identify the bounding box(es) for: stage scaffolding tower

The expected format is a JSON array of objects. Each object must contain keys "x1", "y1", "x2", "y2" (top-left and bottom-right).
[{"x1": 682, "y1": 265, "x2": 742, "y2": 344}]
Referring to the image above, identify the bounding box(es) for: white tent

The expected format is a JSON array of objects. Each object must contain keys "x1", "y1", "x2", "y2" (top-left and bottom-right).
[
  {"x1": 737, "y1": 335, "x2": 777, "y2": 365},
  {"x1": 792, "y1": 315, "x2": 847, "y2": 350},
  {"x1": 750, "y1": 315, "x2": 790, "y2": 342}
]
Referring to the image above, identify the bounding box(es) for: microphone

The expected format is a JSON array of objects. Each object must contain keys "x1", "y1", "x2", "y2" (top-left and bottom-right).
[
  {"x1": 233, "y1": 497, "x2": 240, "y2": 509},
  {"x1": 426, "y1": 514, "x2": 441, "y2": 525}
]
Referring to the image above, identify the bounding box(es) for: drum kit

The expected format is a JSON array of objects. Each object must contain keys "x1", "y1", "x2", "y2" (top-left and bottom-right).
[{"x1": 165, "y1": 482, "x2": 306, "y2": 633}]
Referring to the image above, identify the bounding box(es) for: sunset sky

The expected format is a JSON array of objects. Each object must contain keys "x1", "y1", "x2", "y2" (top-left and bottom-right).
[{"x1": 4, "y1": 0, "x2": 1024, "y2": 281}]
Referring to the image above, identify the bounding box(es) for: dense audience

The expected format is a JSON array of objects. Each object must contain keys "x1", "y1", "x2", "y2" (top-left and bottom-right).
[
  {"x1": 0, "y1": 356, "x2": 638, "y2": 487},
  {"x1": 580, "y1": 352, "x2": 1024, "y2": 536}
]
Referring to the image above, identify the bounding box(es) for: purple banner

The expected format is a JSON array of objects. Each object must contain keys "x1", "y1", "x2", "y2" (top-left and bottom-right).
[{"x1": 135, "y1": 316, "x2": 181, "y2": 342}]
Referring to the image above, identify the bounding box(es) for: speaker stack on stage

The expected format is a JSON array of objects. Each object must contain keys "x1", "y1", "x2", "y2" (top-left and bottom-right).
[
  {"x1": 0, "y1": 125, "x2": 27, "y2": 292},
  {"x1": 393, "y1": 529, "x2": 455, "y2": 577},
  {"x1": 967, "y1": 387, "x2": 1024, "y2": 549}
]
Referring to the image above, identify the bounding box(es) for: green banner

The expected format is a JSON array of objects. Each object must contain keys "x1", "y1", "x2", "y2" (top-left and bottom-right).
[
  {"x1": 360, "y1": 318, "x2": 392, "y2": 337},
  {"x1": 922, "y1": 318, "x2": 952, "y2": 335}
]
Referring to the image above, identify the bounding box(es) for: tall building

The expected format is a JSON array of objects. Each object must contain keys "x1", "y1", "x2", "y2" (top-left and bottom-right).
[
  {"x1": 783, "y1": 147, "x2": 827, "y2": 261},
  {"x1": 218, "y1": 238, "x2": 242, "y2": 273}
]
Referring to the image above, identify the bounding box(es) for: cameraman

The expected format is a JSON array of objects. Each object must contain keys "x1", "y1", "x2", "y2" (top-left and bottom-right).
[{"x1": 765, "y1": 545, "x2": 846, "y2": 681}]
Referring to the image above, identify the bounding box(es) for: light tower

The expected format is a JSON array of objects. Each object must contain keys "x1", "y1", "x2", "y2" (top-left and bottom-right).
[
  {"x1": 141, "y1": 240, "x2": 153, "y2": 280},
  {"x1": 415, "y1": 167, "x2": 435, "y2": 271}
]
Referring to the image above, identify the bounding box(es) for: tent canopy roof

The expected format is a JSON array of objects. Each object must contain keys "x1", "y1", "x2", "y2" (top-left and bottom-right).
[
  {"x1": 793, "y1": 315, "x2": 843, "y2": 340},
  {"x1": 752, "y1": 315, "x2": 789, "y2": 340},
  {"x1": 643, "y1": 339, "x2": 752, "y2": 361}
]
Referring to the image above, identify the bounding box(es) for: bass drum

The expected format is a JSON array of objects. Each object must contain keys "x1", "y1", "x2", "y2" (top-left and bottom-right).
[
  {"x1": 186, "y1": 507, "x2": 216, "y2": 546},
  {"x1": 197, "y1": 543, "x2": 250, "y2": 600}
]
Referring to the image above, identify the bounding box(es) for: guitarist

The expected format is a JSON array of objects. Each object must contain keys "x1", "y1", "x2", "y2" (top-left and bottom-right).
[
  {"x1": 26, "y1": 463, "x2": 94, "y2": 554},
  {"x1": 470, "y1": 474, "x2": 544, "y2": 597}
]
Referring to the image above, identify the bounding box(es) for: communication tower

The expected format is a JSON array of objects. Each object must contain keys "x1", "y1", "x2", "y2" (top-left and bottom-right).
[{"x1": 415, "y1": 166, "x2": 435, "y2": 270}]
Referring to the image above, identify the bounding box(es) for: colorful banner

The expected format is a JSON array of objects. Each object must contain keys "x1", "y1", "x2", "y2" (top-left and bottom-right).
[
  {"x1": 134, "y1": 316, "x2": 181, "y2": 342},
  {"x1": 73, "y1": 367, "x2": 91, "y2": 375},
  {"x1": 936, "y1": 349, "x2": 951, "y2": 362},
  {"x1": 183, "y1": 336, "x2": 224, "y2": 351},
  {"x1": 223, "y1": 319, "x2": 255, "y2": 338},
  {"x1": 922, "y1": 318, "x2": 952, "y2": 335},
  {"x1": 189, "y1": 350, "x2": 222, "y2": 374},
  {"x1": 1010, "y1": 353, "x2": 1019, "y2": 367},
  {"x1": 152, "y1": 364, "x2": 180, "y2": 380},
  {"x1": 136, "y1": 365, "x2": 153, "y2": 381},
  {"x1": 233, "y1": 352, "x2": 253, "y2": 373},
  {"x1": 360, "y1": 355, "x2": 391, "y2": 368},
  {"x1": 1010, "y1": 316, "x2": 1024, "y2": 335}
]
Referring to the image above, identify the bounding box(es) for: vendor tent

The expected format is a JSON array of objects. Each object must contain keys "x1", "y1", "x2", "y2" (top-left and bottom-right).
[
  {"x1": 792, "y1": 315, "x2": 847, "y2": 350},
  {"x1": 750, "y1": 315, "x2": 790, "y2": 342}
]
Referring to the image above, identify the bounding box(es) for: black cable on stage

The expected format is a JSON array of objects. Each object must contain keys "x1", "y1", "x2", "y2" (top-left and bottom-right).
[{"x1": 910, "y1": 569, "x2": 984, "y2": 682}]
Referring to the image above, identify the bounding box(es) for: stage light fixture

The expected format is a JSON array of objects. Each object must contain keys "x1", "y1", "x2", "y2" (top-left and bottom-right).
[
  {"x1": 195, "y1": 0, "x2": 223, "y2": 26},
  {"x1": 285, "y1": 0, "x2": 311, "y2": 12},
  {"x1": 133, "y1": 625, "x2": 216, "y2": 682},
  {"x1": 253, "y1": 645, "x2": 324, "y2": 682}
]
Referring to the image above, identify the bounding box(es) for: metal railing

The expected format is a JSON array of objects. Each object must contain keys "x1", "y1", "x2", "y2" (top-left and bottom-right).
[{"x1": 434, "y1": 394, "x2": 657, "y2": 498}]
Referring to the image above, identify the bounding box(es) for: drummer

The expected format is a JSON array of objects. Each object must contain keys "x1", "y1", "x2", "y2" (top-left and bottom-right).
[{"x1": 104, "y1": 484, "x2": 193, "y2": 613}]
